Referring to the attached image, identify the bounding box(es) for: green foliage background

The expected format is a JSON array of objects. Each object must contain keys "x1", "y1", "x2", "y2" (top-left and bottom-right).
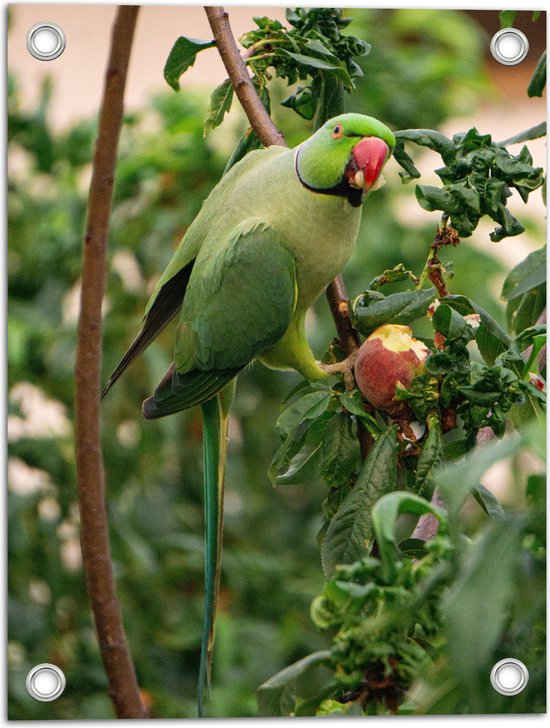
[{"x1": 7, "y1": 8, "x2": 545, "y2": 719}]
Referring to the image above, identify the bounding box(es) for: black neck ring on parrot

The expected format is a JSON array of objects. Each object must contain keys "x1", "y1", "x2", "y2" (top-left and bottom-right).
[{"x1": 294, "y1": 148, "x2": 364, "y2": 208}]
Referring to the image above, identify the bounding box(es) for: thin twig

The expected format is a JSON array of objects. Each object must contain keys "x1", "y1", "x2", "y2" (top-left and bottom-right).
[
  {"x1": 74, "y1": 5, "x2": 147, "y2": 718},
  {"x1": 204, "y1": 6, "x2": 368, "y2": 455}
]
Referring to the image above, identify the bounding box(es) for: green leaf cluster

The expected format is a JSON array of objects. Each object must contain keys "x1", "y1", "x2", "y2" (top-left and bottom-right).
[{"x1": 394, "y1": 127, "x2": 545, "y2": 241}]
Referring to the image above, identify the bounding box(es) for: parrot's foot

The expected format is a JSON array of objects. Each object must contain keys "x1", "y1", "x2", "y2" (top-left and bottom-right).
[{"x1": 319, "y1": 350, "x2": 359, "y2": 391}]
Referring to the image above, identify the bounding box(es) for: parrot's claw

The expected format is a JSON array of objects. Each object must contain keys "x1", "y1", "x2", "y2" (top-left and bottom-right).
[{"x1": 319, "y1": 350, "x2": 359, "y2": 391}]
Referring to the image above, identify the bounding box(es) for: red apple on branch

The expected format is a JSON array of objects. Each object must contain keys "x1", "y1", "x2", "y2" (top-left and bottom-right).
[{"x1": 354, "y1": 324, "x2": 430, "y2": 413}]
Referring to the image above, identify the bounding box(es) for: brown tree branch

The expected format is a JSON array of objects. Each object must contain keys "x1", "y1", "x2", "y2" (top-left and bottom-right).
[
  {"x1": 74, "y1": 5, "x2": 147, "y2": 719},
  {"x1": 205, "y1": 6, "x2": 286, "y2": 147},
  {"x1": 204, "y1": 6, "x2": 365, "y2": 423}
]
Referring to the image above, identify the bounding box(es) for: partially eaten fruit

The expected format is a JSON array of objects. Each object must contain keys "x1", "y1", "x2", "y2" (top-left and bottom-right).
[{"x1": 354, "y1": 324, "x2": 430, "y2": 412}]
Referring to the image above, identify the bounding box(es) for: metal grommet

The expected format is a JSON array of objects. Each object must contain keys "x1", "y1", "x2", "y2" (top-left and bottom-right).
[
  {"x1": 490, "y1": 658, "x2": 529, "y2": 696},
  {"x1": 26, "y1": 663, "x2": 66, "y2": 702},
  {"x1": 26, "y1": 22, "x2": 66, "y2": 61},
  {"x1": 490, "y1": 28, "x2": 529, "y2": 66}
]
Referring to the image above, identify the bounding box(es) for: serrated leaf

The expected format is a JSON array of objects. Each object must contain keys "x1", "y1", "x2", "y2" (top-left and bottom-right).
[
  {"x1": 271, "y1": 411, "x2": 335, "y2": 486},
  {"x1": 257, "y1": 650, "x2": 335, "y2": 717},
  {"x1": 204, "y1": 79, "x2": 233, "y2": 135},
  {"x1": 277, "y1": 390, "x2": 331, "y2": 439},
  {"x1": 321, "y1": 427, "x2": 398, "y2": 576},
  {"x1": 319, "y1": 412, "x2": 360, "y2": 488},
  {"x1": 415, "y1": 417, "x2": 443, "y2": 499},
  {"x1": 163, "y1": 37, "x2": 215, "y2": 91},
  {"x1": 501, "y1": 246, "x2": 546, "y2": 301},
  {"x1": 352, "y1": 288, "x2": 436, "y2": 334}
]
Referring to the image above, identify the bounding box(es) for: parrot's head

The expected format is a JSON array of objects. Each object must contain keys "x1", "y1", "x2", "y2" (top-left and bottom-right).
[{"x1": 295, "y1": 113, "x2": 395, "y2": 207}]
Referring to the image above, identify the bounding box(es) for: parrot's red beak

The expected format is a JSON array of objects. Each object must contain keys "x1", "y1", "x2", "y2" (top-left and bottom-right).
[{"x1": 346, "y1": 137, "x2": 391, "y2": 194}]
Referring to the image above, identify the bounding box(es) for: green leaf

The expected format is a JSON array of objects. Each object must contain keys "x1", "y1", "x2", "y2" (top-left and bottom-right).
[
  {"x1": 394, "y1": 129, "x2": 456, "y2": 165},
  {"x1": 281, "y1": 50, "x2": 353, "y2": 90},
  {"x1": 444, "y1": 295, "x2": 512, "y2": 364},
  {"x1": 528, "y1": 50, "x2": 546, "y2": 98},
  {"x1": 415, "y1": 417, "x2": 443, "y2": 499},
  {"x1": 442, "y1": 516, "x2": 524, "y2": 711},
  {"x1": 471, "y1": 483, "x2": 505, "y2": 520},
  {"x1": 436, "y1": 436, "x2": 521, "y2": 519},
  {"x1": 319, "y1": 412, "x2": 360, "y2": 489},
  {"x1": 163, "y1": 37, "x2": 216, "y2": 91},
  {"x1": 372, "y1": 491, "x2": 446, "y2": 581},
  {"x1": 431, "y1": 303, "x2": 467, "y2": 341},
  {"x1": 321, "y1": 427, "x2": 398, "y2": 576},
  {"x1": 393, "y1": 139, "x2": 421, "y2": 183},
  {"x1": 499, "y1": 10, "x2": 518, "y2": 28},
  {"x1": 415, "y1": 185, "x2": 461, "y2": 214},
  {"x1": 257, "y1": 650, "x2": 335, "y2": 717},
  {"x1": 498, "y1": 121, "x2": 546, "y2": 147},
  {"x1": 506, "y1": 284, "x2": 546, "y2": 335},
  {"x1": 271, "y1": 411, "x2": 335, "y2": 485},
  {"x1": 501, "y1": 247, "x2": 546, "y2": 301},
  {"x1": 204, "y1": 79, "x2": 234, "y2": 135},
  {"x1": 277, "y1": 390, "x2": 331, "y2": 440},
  {"x1": 352, "y1": 288, "x2": 436, "y2": 334}
]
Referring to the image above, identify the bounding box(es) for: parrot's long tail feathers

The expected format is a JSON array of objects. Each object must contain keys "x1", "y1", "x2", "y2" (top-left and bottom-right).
[
  {"x1": 142, "y1": 365, "x2": 240, "y2": 419},
  {"x1": 101, "y1": 262, "x2": 194, "y2": 399},
  {"x1": 197, "y1": 384, "x2": 234, "y2": 716}
]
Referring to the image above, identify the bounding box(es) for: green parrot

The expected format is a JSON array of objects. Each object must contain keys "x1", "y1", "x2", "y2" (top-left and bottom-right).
[{"x1": 102, "y1": 112, "x2": 395, "y2": 714}]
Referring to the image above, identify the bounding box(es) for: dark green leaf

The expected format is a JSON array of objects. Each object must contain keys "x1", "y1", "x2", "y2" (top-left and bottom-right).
[
  {"x1": 352, "y1": 288, "x2": 436, "y2": 334},
  {"x1": 163, "y1": 37, "x2": 216, "y2": 91},
  {"x1": 415, "y1": 417, "x2": 443, "y2": 499},
  {"x1": 444, "y1": 295, "x2": 511, "y2": 364},
  {"x1": 507, "y1": 284, "x2": 546, "y2": 335},
  {"x1": 393, "y1": 139, "x2": 421, "y2": 183},
  {"x1": 415, "y1": 185, "x2": 461, "y2": 214},
  {"x1": 281, "y1": 50, "x2": 354, "y2": 90},
  {"x1": 432, "y1": 304, "x2": 467, "y2": 340},
  {"x1": 498, "y1": 121, "x2": 546, "y2": 147},
  {"x1": 204, "y1": 79, "x2": 233, "y2": 135},
  {"x1": 528, "y1": 50, "x2": 546, "y2": 98},
  {"x1": 321, "y1": 427, "x2": 398, "y2": 576},
  {"x1": 319, "y1": 412, "x2": 360, "y2": 489},
  {"x1": 443, "y1": 517, "x2": 523, "y2": 711},
  {"x1": 471, "y1": 483, "x2": 505, "y2": 520},
  {"x1": 501, "y1": 247, "x2": 546, "y2": 301},
  {"x1": 277, "y1": 390, "x2": 331, "y2": 439},
  {"x1": 394, "y1": 129, "x2": 456, "y2": 165},
  {"x1": 271, "y1": 411, "x2": 335, "y2": 485},
  {"x1": 257, "y1": 650, "x2": 335, "y2": 717}
]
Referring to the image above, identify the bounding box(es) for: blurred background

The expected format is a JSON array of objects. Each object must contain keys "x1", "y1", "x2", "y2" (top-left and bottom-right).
[{"x1": 7, "y1": 4, "x2": 546, "y2": 719}]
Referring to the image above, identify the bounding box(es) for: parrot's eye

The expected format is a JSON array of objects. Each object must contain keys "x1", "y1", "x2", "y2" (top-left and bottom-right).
[{"x1": 332, "y1": 124, "x2": 344, "y2": 139}]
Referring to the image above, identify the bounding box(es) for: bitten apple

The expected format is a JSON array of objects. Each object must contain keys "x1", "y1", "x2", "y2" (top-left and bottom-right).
[{"x1": 354, "y1": 324, "x2": 430, "y2": 412}]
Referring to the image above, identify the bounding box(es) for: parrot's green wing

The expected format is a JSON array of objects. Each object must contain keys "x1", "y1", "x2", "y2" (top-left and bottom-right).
[{"x1": 142, "y1": 220, "x2": 298, "y2": 418}]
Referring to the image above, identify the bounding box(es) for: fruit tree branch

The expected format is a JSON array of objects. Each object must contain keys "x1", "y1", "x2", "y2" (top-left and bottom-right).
[{"x1": 74, "y1": 5, "x2": 147, "y2": 718}]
